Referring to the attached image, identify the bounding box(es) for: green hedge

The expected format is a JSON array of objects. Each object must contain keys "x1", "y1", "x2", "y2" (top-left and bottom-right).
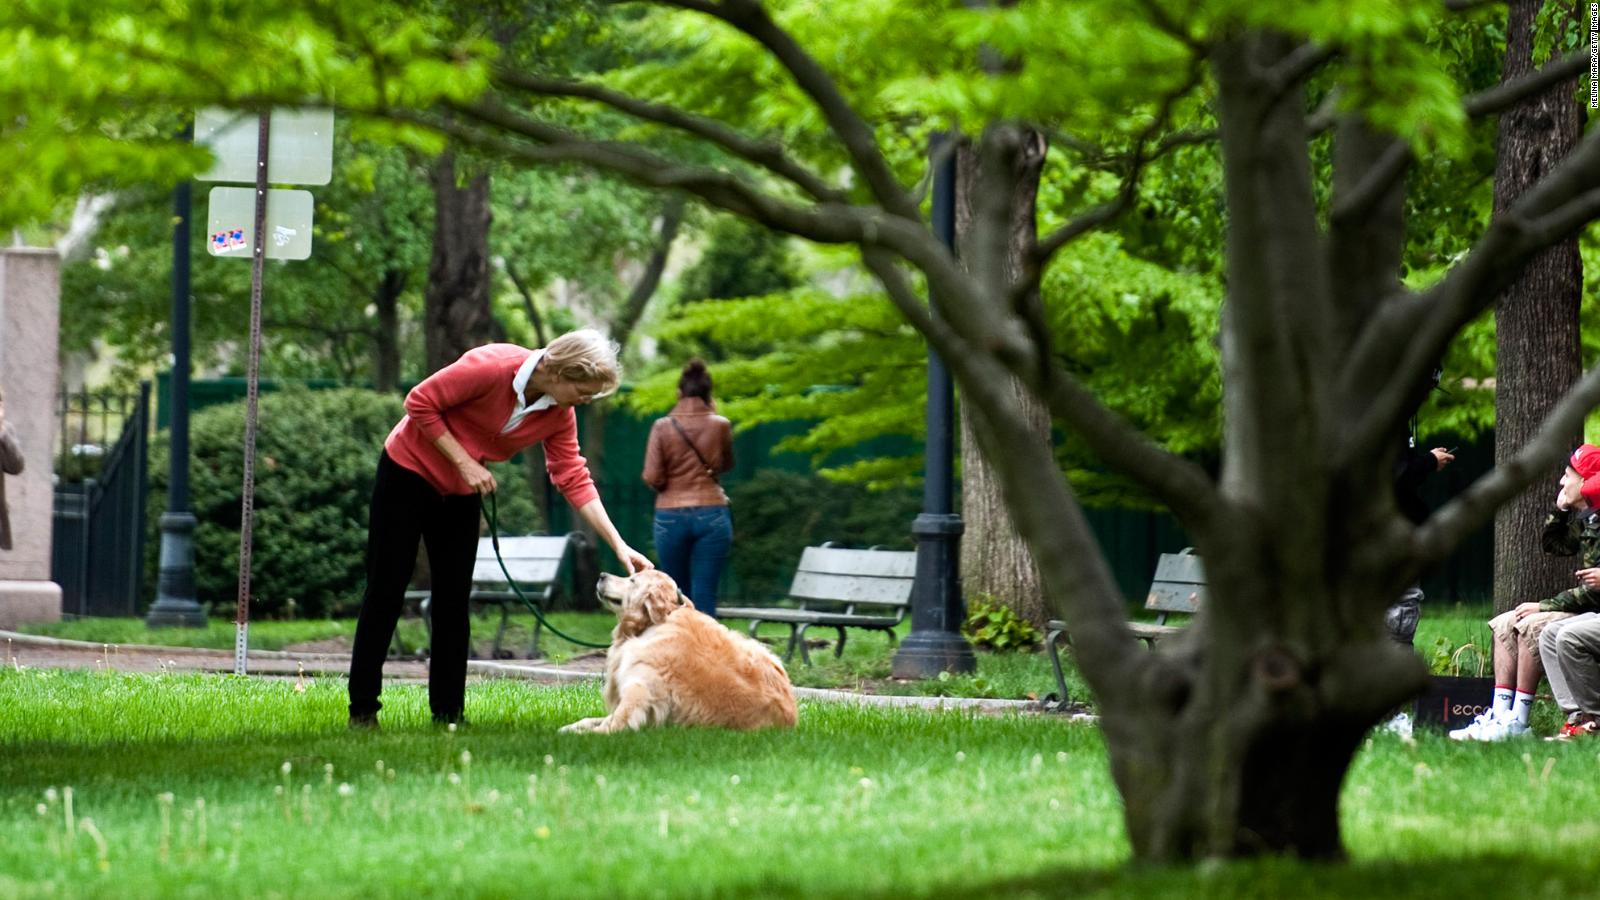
[
  {"x1": 145, "y1": 387, "x2": 541, "y2": 619},
  {"x1": 724, "y1": 470, "x2": 920, "y2": 601}
]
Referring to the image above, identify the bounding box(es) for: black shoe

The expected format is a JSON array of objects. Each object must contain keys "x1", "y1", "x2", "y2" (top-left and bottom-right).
[{"x1": 348, "y1": 712, "x2": 379, "y2": 730}]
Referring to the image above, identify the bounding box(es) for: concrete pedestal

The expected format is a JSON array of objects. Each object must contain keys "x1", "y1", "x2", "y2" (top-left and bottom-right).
[{"x1": 0, "y1": 248, "x2": 63, "y2": 627}]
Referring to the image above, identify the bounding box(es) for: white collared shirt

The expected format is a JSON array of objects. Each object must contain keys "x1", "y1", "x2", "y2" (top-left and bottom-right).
[{"x1": 504, "y1": 348, "x2": 556, "y2": 433}]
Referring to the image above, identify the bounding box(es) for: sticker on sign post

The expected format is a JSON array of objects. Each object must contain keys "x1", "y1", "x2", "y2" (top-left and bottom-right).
[{"x1": 206, "y1": 188, "x2": 314, "y2": 261}]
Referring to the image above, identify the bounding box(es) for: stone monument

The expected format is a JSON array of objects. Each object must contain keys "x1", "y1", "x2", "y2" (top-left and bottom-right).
[{"x1": 0, "y1": 248, "x2": 63, "y2": 630}]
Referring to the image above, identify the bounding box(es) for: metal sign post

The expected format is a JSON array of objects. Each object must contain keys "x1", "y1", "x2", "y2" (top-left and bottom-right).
[
  {"x1": 232, "y1": 112, "x2": 270, "y2": 677},
  {"x1": 196, "y1": 107, "x2": 332, "y2": 676}
]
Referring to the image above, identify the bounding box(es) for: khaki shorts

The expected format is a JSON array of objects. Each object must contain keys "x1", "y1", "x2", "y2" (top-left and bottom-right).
[{"x1": 1491, "y1": 609, "x2": 1574, "y2": 653}]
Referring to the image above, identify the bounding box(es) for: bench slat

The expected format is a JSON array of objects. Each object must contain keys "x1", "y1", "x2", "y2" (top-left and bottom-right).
[
  {"x1": 1150, "y1": 551, "x2": 1204, "y2": 585},
  {"x1": 797, "y1": 546, "x2": 916, "y2": 579},
  {"x1": 790, "y1": 571, "x2": 913, "y2": 607},
  {"x1": 718, "y1": 607, "x2": 901, "y2": 627},
  {"x1": 471, "y1": 536, "x2": 568, "y2": 586}
]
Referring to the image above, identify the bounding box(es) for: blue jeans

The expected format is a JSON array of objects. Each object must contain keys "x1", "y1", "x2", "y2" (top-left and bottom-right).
[{"x1": 653, "y1": 506, "x2": 732, "y2": 616}]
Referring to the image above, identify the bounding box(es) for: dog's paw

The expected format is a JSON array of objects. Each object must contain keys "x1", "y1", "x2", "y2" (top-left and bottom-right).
[{"x1": 559, "y1": 717, "x2": 605, "y2": 734}]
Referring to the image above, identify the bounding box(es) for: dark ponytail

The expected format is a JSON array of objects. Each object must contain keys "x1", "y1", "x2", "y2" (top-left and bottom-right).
[{"x1": 678, "y1": 358, "x2": 713, "y2": 402}]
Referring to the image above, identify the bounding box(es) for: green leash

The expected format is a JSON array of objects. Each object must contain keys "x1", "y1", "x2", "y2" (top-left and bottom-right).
[{"x1": 480, "y1": 492, "x2": 611, "y2": 650}]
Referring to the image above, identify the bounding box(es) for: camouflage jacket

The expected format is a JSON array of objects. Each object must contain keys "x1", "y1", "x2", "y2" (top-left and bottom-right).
[{"x1": 1538, "y1": 507, "x2": 1600, "y2": 612}]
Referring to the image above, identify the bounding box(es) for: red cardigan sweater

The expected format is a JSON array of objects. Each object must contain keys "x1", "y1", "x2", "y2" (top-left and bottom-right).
[{"x1": 384, "y1": 344, "x2": 599, "y2": 508}]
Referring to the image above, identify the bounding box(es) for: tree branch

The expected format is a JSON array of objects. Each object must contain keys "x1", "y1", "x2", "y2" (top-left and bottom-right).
[
  {"x1": 489, "y1": 69, "x2": 845, "y2": 203},
  {"x1": 613, "y1": 194, "x2": 687, "y2": 349},
  {"x1": 1465, "y1": 51, "x2": 1588, "y2": 118},
  {"x1": 1416, "y1": 361, "x2": 1600, "y2": 564},
  {"x1": 641, "y1": 0, "x2": 920, "y2": 220},
  {"x1": 1328, "y1": 136, "x2": 1412, "y2": 225},
  {"x1": 1338, "y1": 125, "x2": 1600, "y2": 463}
]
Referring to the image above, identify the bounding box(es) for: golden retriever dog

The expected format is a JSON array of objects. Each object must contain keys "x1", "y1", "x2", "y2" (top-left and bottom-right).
[{"x1": 559, "y1": 570, "x2": 797, "y2": 733}]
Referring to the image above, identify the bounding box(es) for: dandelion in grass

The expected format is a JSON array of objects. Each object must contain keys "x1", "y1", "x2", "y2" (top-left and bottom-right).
[
  {"x1": 448, "y1": 773, "x2": 462, "y2": 786},
  {"x1": 730, "y1": 774, "x2": 741, "y2": 786},
  {"x1": 594, "y1": 774, "x2": 606, "y2": 790},
  {"x1": 324, "y1": 763, "x2": 335, "y2": 786},
  {"x1": 543, "y1": 755, "x2": 554, "y2": 767},
  {"x1": 1056, "y1": 751, "x2": 1068, "y2": 763},
  {"x1": 1049, "y1": 798, "x2": 1061, "y2": 810},
  {"x1": 535, "y1": 825, "x2": 551, "y2": 840},
  {"x1": 955, "y1": 751, "x2": 966, "y2": 763},
  {"x1": 338, "y1": 783, "x2": 354, "y2": 797},
  {"x1": 375, "y1": 759, "x2": 385, "y2": 775},
  {"x1": 460, "y1": 750, "x2": 472, "y2": 766}
]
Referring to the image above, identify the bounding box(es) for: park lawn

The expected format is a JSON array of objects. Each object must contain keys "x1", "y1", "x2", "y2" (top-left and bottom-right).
[
  {"x1": 3, "y1": 670, "x2": 1600, "y2": 898},
  {"x1": 18, "y1": 604, "x2": 1502, "y2": 706}
]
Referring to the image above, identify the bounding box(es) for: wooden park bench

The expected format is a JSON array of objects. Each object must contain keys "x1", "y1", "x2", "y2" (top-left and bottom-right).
[
  {"x1": 402, "y1": 534, "x2": 574, "y2": 660},
  {"x1": 718, "y1": 544, "x2": 917, "y2": 665},
  {"x1": 1043, "y1": 547, "x2": 1205, "y2": 707}
]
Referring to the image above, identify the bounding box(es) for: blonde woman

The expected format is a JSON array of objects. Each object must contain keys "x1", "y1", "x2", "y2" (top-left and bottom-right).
[{"x1": 348, "y1": 331, "x2": 651, "y2": 728}]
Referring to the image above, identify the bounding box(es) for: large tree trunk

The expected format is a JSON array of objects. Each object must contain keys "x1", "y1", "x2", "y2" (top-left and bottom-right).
[
  {"x1": 954, "y1": 134, "x2": 1051, "y2": 628},
  {"x1": 1077, "y1": 34, "x2": 1428, "y2": 861},
  {"x1": 425, "y1": 151, "x2": 500, "y2": 372},
  {"x1": 1491, "y1": 0, "x2": 1584, "y2": 612},
  {"x1": 372, "y1": 268, "x2": 405, "y2": 393}
]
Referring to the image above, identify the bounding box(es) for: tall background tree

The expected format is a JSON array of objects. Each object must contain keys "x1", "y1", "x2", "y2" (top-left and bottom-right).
[{"x1": 1491, "y1": 0, "x2": 1585, "y2": 611}]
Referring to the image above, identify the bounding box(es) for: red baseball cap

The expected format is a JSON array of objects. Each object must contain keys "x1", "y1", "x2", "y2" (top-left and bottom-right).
[{"x1": 1573, "y1": 444, "x2": 1600, "y2": 479}]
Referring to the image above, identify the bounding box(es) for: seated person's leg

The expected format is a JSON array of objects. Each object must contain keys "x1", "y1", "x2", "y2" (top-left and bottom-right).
[{"x1": 1555, "y1": 615, "x2": 1600, "y2": 736}]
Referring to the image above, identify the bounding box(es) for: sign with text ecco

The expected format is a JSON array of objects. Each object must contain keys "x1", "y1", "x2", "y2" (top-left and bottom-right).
[{"x1": 1413, "y1": 675, "x2": 1496, "y2": 732}]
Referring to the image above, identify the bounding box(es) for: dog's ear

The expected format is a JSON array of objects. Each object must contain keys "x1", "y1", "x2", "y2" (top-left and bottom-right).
[
  {"x1": 677, "y1": 590, "x2": 695, "y2": 611},
  {"x1": 644, "y1": 580, "x2": 680, "y2": 625}
]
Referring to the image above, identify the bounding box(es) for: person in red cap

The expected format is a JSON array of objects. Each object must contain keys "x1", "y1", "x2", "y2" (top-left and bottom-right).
[{"x1": 1452, "y1": 443, "x2": 1600, "y2": 741}]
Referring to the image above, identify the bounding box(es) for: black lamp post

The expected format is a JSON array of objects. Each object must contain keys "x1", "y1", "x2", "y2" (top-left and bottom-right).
[
  {"x1": 892, "y1": 133, "x2": 977, "y2": 677},
  {"x1": 146, "y1": 124, "x2": 206, "y2": 628}
]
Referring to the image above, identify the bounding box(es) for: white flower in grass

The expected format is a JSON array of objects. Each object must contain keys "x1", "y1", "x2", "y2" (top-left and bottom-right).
[
  {"x1": 1049, "y1": 798, "x2": 1061, "y2": 810},
  {"x1": 535, "y1": 826, "x2": 551, "y2": 840},
  {"x1": 460, "y1": 750, "x2": 472, "y2": 766},
  {"x1": 728, "y1": 816, "x2": 740, "y2": 828},
  {"x1": 543, "y1": 755, "x2": 554, "y2": 767},
  {"x1": 274, "y1": 786, "x2": 284, "y2": 797},
  {"x1": 281, "y1": 762, "x2": 292, "y2": 776},
  {"x1": 375, "y1": 759, "x2": 385, "y2": 774},
  {"x1": 486, "y1": 790, "x2": 501, "y2": 804},
  {"x1": 324, "y1": 763, "x2": 334, "y2": 777},
  {"x1": 594, "y1": 774, "x2": 606, "y2": 790},
  {"x1": 338, "y1": 783, "x2": 354, "y2": 797},
  {"x1": 730, "y1": 774, "x2": 741, "y2": 786},
  {"x1": 44, "y1": 788, "x2": 57, "y2": 803},
  {"x1": 858, "y1": 778, "x2": 875, "y2": 791},
  {"x1": 955, "y1": 752, "x2": 966, "y2": 763},
  {"x1": 35, "y1": 804, "x2": 46, "y2": 816},
  {"x1": 1056, "y1": 751, "x2": 1068, "y2": 763},
  {"x1": 447, "y1": 773, "x2": 462, "y2": 786},
  {"x1": 447, "y1": 723, "x2": 457, "y2": 733}
]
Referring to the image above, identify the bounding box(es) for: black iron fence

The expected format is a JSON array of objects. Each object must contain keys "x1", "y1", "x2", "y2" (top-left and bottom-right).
[{"x1": 51, "y1": 383, "x2": 150, "y2": 617}]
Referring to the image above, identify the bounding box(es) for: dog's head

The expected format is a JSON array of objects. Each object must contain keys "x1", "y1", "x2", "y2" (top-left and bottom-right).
[{"x1": 596, "y1": 570, "x2": 694, "y2": 638}]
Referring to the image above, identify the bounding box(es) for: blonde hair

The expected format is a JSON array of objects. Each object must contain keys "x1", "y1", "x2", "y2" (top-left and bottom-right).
[{"x1": 542, "y1": 329, "x2": 621, "y2": 397}]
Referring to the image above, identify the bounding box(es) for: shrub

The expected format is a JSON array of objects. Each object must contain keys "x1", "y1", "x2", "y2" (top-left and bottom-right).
[
  {"x1": 961, "y1": 594, "x2": 1042, "y2": 652},
  {"x1": 146, "y1": 386, "x2": 542, "y2": 618},
  {"x1": 724, "y1": 470, "x2": 921, "y2": 602}
]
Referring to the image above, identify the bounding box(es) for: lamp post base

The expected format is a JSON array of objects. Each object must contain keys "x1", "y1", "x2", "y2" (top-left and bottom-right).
[
  {"x1": 145, "y1": 512, "x2": 206, "y2": 628},
  {"x1": 892, "y1": 513, "x2": 976, "y2": 678}
]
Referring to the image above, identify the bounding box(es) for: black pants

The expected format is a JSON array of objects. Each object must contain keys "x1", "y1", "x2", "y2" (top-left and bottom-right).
[{"x1": 348, "y1": 451, "x2": 480, "y2": 721}]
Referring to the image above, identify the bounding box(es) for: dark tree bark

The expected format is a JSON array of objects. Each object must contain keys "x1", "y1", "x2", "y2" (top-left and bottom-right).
[
  {"x1": 372, "y1": 268, "x2": 406, "y2": 393},
  {"x1": 425, "y1": 150, "x2": 501, "y2": 372},
  {"x1": 1491, "y1": 0, "x2": 1584, "y2": 612},
  {"x1": 954, "y1": 133, "x2": 1051, "y2": 628}
]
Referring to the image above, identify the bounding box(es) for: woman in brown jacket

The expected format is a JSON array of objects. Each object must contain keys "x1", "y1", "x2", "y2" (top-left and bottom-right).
[
  {"x1": 642, "y1": 359, "x2": 734, "y2": 615},
  {"x1": 0, "y1": 386, "x2": 23, "y2": 551}
]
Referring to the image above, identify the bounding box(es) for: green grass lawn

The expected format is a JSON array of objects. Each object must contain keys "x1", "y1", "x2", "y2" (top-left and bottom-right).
[
  {"x1": 4, "y1": 669, "x2": 1600, "y2": 898},
  {"x1": 18, "y1": 604, "x2": 1504, "y2": 706}
]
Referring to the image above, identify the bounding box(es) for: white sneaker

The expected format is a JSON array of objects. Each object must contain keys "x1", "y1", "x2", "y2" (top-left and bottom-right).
[
  {"x1": 1381, "y1": 712, "x2": 1413, "y2": 739},
  {"x1": 1448, "y1": 710, "x2": 1529, "y2": 742}
]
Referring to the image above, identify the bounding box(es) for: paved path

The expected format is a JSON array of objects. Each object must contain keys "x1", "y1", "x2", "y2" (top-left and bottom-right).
[{"x1": 0, "y1": 630, "x2": 1063, "y2": 715}]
